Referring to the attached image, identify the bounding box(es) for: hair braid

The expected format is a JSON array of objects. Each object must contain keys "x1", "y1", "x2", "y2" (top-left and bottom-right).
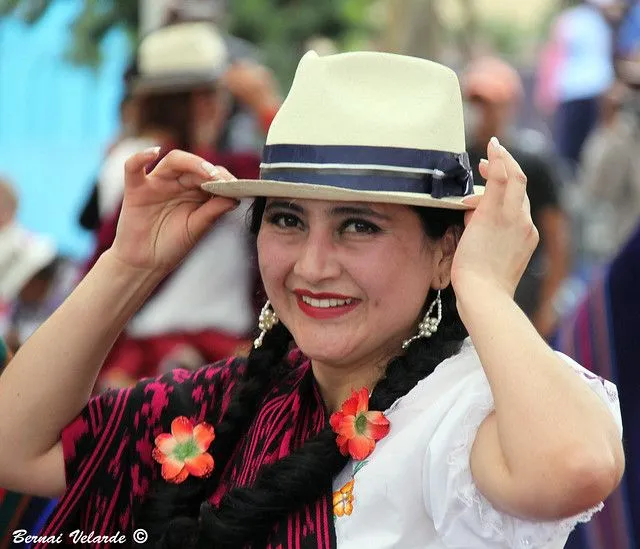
[
  {"x1": 138, "y1": 321, "x2": 293, "y2": 547},
  {"x1": 189, "y1": 288, "x2": 466, "y2": 548},
  {"x1": 141, "y1": 200, "x2": 468, "y2": 548}
]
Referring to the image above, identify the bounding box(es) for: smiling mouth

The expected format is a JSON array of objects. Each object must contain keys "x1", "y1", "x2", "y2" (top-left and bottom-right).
[{"x1": 300, "y1": 295, "x2": 354, "y2": 308}]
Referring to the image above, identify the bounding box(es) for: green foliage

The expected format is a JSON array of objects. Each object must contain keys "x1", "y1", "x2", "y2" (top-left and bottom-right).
[
  {"x1": 0, "y1": 0, "x2": 49, "y2": 23},
  {"x1": 478, "y1": 19, "x2": 525, "y2": 56},
  {"x1": 0, "y1": 0, "x2": 138, "y2": 65},
  {"x1": 0, "y1": 0, "x2": 374, "y2": 84},
  {"x1": 227, "y1": 0, "x2": 374, "y2": 83}
]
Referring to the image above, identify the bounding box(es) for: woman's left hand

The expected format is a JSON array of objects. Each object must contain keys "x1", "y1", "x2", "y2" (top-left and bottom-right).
[{"x1": 451, "y1": 138, "x2": 539, "y2": 298}]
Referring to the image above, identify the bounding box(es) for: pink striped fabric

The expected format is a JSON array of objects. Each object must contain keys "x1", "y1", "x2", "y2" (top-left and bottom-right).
[{"x1": 35, "y1": 352, "x2": 335, "y2": 548}]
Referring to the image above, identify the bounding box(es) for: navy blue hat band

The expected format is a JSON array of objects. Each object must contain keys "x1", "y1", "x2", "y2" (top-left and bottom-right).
[{"x1": 260, "y1": 144, "x2": 474, "y2": 199}]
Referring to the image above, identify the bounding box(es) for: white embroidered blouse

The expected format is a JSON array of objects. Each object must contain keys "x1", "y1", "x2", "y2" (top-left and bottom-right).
[{"x1": 332, "y1": 338, "x2": 622, "y2": 549}]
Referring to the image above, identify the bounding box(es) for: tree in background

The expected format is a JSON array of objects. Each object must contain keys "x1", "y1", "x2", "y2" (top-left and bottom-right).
[
  {"x1": 0, "y1": 0, "x2": 548, "y2": 82},
  {"x1": 0, "y1": 0, "x2": 138, "y2": 66},
  {"x1": 0, "y1": 0, "x2": 376, "y2": 85},
  {"x1": 381, "y1": 0, "x2": 479, "y2": 64}
]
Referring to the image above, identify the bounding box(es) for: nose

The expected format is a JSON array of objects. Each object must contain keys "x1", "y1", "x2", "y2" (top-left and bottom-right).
[{"x1": 293, "y1": 227, "x2": 341, "y2": 284}]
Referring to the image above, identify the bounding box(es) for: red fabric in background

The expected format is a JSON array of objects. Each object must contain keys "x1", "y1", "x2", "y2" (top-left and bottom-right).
[{"x1": 99, "y1": 330, "x2": 250, "y2": 384}]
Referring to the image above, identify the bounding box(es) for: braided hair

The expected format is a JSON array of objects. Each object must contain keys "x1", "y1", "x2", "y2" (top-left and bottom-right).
[{"x1": 138, "y1": 199, "x2": 467, "y2": 548}]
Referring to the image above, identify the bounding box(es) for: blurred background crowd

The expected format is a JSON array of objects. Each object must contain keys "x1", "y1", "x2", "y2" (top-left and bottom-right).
[{"x1": 0, "y1": 0, "x2": 639, "y2": 547}]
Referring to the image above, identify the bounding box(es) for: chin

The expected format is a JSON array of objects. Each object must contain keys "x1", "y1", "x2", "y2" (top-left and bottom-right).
[{"x1": 294, "y1": 334, "x2": 356, "y2": 365}]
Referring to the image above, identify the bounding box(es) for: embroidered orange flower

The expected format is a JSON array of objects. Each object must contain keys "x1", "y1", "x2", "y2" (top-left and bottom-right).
[
  {"x1": 333, "y1": 479, "x2": 355, "y2": 517},
  {"x1": 329, "y1": 388, "x2": 390, "y2": 460},
  {"x1": 152, "y1": 416, "x2": 215, "y2": 483}
]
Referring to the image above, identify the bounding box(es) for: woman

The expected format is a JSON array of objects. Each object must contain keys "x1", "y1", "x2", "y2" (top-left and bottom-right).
[
  {"x1": 0, "y1": 51, "x2": 624, "y2": 548},
  {"x1": 89, "y1": 21, "x2": 281, "y2": 388}
]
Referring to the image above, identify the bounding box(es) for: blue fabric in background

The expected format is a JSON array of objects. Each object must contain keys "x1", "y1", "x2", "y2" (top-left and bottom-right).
[
  {"x1": 0, "y1": 0, "x2": 129, "y2": 259},
  {"x1": 553, "y1": 225, "x2": 640, "y2": 549}
]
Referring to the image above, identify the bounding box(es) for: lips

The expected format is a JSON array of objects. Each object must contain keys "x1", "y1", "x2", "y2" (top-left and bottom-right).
[
  {"x1": 299, "y1": 295, "x2": 353, "y2": 308},
  {"x1": 293, "y1": 289, "x2": 360, "y2": 319}
]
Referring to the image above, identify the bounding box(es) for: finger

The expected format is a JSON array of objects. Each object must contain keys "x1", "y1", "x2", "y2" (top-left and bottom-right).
[
  {"x1": 464, "y1": 208, "x2": 475, "y2": 227},
  {"x1": 461, "y1": 194, "x2": 482, "y2": 209},
  {"x1": 176, "y1": 163, "x2": 238, "y2": 190},
  {"x1": 500, "y1": 146, "x2": 528, "y2": 212},
  {"x1": 478, "y1": 158, "x2": 489, "y2": 180},
  {"x1": 187, "y1": 197, "x2": 241, "y2": 242},
  {"x1": 522, "y1": 191, "x2": 532, "y2": 218},
  {"x1": 482, "y1": 137, "x2": 509, "y2": 208},
  {"x1": 151, "y1": 149, "x2": 220, "y2": 183},
  {"x1": 124, "y1": 147, "x2": 161, "y2": 188},
  {"x1": 177, "y1": 164, "x2": 238, "y2": 192},
  {"x1": 206, "y1": 165, "x2": 237, "y2": 182}
]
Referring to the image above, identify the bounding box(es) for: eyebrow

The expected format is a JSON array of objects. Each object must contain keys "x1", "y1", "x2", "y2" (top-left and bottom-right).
[
  {"x1": 264, "y1": 201, "x2": 391, "y2": 221},
  {"x1": 264, "y1": 200, "x2": 304, "y2": 214},
  {"x1": 329, "y1": 205, "x2": 391, "y2": 221}
]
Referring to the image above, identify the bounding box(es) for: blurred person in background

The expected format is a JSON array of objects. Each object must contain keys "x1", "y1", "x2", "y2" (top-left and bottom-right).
[
  {"x1": 553, "y1": 218, "x2": 640, "y2": 549},
  {"x1": 463, "y1": 56, "x2": 570, "y2": 339},
  {"x1": 0, "y1": 177, "x2": 78, "y2": 352},
  {"x1": 0, "y1": 226, "x2": 78, "y2": 353},
  {"x1": 79, "y1": 0, "x2": 278, "y2": 234},
  {"x1": 78, "y1": 89, "x2": 141, "y2": 233},
  {"x1": 578, "y1": 80, "x2": 640, "y2": 263},
  {"x1": 93, "y1": 21, "x2": 281, "y2": 390},
  {"x1": 80, "y1": 25, "x2": 279, "y2": 235},
  {"x1": 164, "y1": 0, "x2": 270, "y2": 153},
  {"x1": 578, "y1": 1, "x2": 640, "y2": 264},
  {"x1": 535, "y1": 0, "x2": 616, "y2": 171}
]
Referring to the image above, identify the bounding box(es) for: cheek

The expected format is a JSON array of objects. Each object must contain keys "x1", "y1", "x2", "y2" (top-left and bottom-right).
[
  {"x1": 257, "y1": 232, "x2": 293, "y2": 292},
  {"x1": 348, "y1": 245, "x2": 432, "y2": 305}
]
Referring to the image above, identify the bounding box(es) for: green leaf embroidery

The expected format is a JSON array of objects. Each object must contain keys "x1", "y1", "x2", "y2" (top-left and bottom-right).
[{"x1": 353, "y1": 459, "x2": 369, "y2": 476}]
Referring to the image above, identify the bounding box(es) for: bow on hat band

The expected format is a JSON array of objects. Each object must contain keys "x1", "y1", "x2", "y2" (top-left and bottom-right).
[{"x1": 259, "y1": 144, "x2": 474, "y2": 199}]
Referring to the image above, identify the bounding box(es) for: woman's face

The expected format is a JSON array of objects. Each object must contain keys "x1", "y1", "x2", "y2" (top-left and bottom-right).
[{"x1": 257, "y1": 199, "x2": 451, "y2": 369}]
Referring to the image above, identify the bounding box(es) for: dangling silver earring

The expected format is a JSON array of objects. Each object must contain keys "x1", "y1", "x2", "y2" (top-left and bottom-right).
[
  {"x1": 253, "y1": 300, "x2": 279, "y2": 349},
  {"x1": 402, "y1": 290, "x2": 442, "y2": 350}
]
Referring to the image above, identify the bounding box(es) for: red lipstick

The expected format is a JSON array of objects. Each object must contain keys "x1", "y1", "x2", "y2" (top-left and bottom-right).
[{"x1": 293, "y1": 289, "x2": 360, "y2": 319}]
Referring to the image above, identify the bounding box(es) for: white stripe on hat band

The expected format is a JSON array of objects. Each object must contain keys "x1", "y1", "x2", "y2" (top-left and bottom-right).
[{"x1": 259, "y1": 161, "x2": 446, "y2": 178}]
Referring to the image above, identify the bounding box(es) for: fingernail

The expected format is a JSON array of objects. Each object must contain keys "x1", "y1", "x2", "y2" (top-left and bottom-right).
[
  {"x1": 201, "y1": 161, "x2": 218, "y2": 177},
  {"x1": 490, "y1": 136, "x2": 500, "y2": 149},
  {"x1": 480, "y1": 158, "x2": 489, "y2": 165},
  {"x1": 144, "y1": 146, "x2": 161, "y2": 155}
]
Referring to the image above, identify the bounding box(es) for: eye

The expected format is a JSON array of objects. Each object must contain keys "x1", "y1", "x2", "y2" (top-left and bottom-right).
[
  {"x1": 340, "y1": 219, "x2": 381, "y2": 234},
  {"x1": 266, "y1": 212, "x2": 304, "y2": 230}
]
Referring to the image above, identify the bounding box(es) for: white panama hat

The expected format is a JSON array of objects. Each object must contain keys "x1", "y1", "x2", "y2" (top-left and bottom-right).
[
  {"x1": 133, "y1": 21, "x2": 229, "y2": 94},
  {"x1": 202, "y1": 50, "x2": 483, "y2": 210},
  {"x1": 0, "y1": 225, "x2": 56, "y2": 301}
]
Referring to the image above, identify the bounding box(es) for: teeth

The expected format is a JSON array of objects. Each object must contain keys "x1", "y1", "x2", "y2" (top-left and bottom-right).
[{"x1": 301, "y1": 296, "x2": 353, "y2": 308}]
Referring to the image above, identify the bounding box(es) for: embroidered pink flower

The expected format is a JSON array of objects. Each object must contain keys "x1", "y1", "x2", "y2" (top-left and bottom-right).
[
  {"x1": 152, "y1": 416, "x2": 215, "y2": 483},
  {"x1": 329, "y1": 388, "x2": 390, "y2": 460}
]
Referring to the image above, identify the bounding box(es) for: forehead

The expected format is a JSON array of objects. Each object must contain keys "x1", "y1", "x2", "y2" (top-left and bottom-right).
[{"x1": 264, "y1": 198, "x2": 409, "y2": 217}]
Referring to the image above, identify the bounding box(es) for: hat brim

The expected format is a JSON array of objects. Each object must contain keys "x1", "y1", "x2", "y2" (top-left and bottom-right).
[
  {"x1": 201, "y1": 180, "x2": 485, "y2": 210},
  {"x1": 132, "y1": 72, "x2": 223, "y2": 95}
]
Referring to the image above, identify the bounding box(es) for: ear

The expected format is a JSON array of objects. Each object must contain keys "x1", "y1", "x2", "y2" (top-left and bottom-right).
[{"x1": 432, "y1": 225, "x2": 461, "y2": 289}]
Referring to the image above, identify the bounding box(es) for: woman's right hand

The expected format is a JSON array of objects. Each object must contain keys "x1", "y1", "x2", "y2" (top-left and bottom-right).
[{"x1": 110, "y1": 148, "x2": 239, "y2": 275}]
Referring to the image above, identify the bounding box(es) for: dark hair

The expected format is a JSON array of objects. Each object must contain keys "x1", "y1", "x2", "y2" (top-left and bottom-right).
[
  {"x1": 31, "y1": 257, "x2": 61, "y2": 283},
  {"x1": 136, "y1": 91, "x2": 193, "y2": 151},
  {"x1": 138, "y1": 198, "x2": 467, "y2": 548}
]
